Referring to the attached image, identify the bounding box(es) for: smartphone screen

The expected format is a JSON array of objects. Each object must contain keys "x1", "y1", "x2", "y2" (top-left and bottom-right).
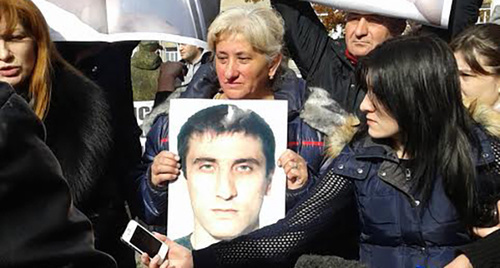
[{"x1": 130, "y1": 225, "x2": 162, "y2": 256}]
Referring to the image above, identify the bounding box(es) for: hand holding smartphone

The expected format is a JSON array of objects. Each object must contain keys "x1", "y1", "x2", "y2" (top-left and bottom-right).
[{"x1": 121, "y1": 220, "x2": 168, "y2": 264}]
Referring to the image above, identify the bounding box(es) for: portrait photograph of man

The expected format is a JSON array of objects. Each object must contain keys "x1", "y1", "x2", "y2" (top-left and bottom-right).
[{"x1": 167, "y1": 99, "x2": 287, "y2": 250}]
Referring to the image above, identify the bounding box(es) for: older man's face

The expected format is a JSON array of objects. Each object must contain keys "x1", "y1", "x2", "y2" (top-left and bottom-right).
[{"x1": 344, "y1": 13, "x2": 395, "y2": 57}]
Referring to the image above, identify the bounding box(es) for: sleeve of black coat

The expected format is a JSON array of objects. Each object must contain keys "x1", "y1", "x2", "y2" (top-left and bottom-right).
[{"x1": 0, "y1": 82, "x2": 116, "y2": 268}]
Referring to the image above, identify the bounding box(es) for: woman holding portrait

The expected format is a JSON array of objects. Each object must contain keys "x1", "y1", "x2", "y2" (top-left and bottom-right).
[
  {"x1": 138, "y1": 5, "x2": 358, "y2": 263},
  {"x1": 139, "y1": 6, "x2": 357, "y2": 219}
]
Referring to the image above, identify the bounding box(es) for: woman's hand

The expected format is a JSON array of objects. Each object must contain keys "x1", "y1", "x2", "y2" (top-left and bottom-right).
[
  {"x1": 151, "y1": 151, "x2": 181, "y2": 187},
  {"x1": 444, "y1": 254, "x2": 473, "y2": 268},
  {"x1": 473, "y1": 200, "x2": 500, "y2": 238},
  {"x1": 444, "y1": 200, "x2": 500, "y2": 268},
  {"x1": 141, "y1": 233, "x2": 193, "y2": 268},
  {"x1": 278, "y1": 149, "x2": 308, "y2": 190}
]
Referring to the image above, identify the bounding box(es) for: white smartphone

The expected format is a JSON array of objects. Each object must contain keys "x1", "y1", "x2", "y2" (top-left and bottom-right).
[{"x1": 121, "y1": 220, "x2": 168, "y2": 263}]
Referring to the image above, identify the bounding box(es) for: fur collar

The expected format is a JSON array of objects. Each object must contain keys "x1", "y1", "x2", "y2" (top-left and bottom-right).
[
  {"x1": 299, "y1": 87, "x2": 354, "y2": 135},
  {"x1": 465, "y1": 99, "x2": 500, "y2": 138},
  {"x1": 301, "y1": 87, "x2": 360, "y2": 158},
  {"x1": 141, "y1": 88, "x2": 183, "y2": 135},
  {"x1": 44, "y1": 62, "x2": 112, "y2": 206},
  {"x1": 300, "y1": 87, "x2": 360, "y2": 159}
]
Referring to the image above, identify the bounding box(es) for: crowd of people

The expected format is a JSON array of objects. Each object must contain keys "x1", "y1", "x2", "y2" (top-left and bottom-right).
[{"x1": 1, "y1": 0, "x2": 500, "y2": 268}]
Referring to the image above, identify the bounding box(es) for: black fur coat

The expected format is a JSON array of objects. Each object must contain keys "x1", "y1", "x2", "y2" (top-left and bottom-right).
[
  {"x1": 0, "y1": 82, "x2": 116, "y2": 267},
  {"x1": 43, "y1": 61, "x2": 112, "y2": 209}
]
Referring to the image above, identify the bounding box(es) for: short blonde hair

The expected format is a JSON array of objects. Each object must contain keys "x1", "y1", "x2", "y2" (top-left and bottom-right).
[{"x1": 207, "y1": 7, "x2": 284, "y2": 62}]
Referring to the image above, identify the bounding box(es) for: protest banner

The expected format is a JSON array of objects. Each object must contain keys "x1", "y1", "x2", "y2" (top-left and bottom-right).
[
  {"x1": 32, "y1": 0, "x2": 220, "y2": 45},
  {"x1": 133, "y1": 100, "x2": 154, "y2": 151},
  {"x1": 167, "y1": 99, "x2": 287, "y2": 249},
  {"x1": 492, "y1": 0, "x2": 500, "y2": 23},
  {"x1": 307, "y1": 0, "x2": 453, "y2": 28}
]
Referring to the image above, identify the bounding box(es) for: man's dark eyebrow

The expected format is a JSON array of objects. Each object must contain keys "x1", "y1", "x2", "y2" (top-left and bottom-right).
[
  {"x1": 193, "y1": 157, "x2": 216, "y2": 164},
  {"x1": 233, "y1": 158, "x2": 261, "y2": 166}
]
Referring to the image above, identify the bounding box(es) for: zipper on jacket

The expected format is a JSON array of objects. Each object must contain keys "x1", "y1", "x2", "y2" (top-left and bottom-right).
[{"x1": 405, "y1": 168, "x2": 411, "y2": 181}]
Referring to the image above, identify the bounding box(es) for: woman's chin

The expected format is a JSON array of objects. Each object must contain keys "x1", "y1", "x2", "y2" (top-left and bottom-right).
[{"x1": 222, "y1": 90, "x2": 249, "y2": 100}]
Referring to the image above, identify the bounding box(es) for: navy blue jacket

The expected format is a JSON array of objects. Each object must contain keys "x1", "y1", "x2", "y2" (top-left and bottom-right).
[
  {"x1": 138, "y1": 65, "x2": 328, "y2": 225},
  {"x1": 329, "y1": 128, "x2": 500, "y2": 268}
]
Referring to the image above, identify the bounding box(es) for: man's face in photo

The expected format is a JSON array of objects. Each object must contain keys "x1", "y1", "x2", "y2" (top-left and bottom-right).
[{"x1": 185, "y1": 131, "x2": 272, "y2": 241}]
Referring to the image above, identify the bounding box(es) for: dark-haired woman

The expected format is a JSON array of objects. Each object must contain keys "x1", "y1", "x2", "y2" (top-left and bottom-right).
[{"x1": 323, "y1": 34, "x2": 500, "y2": 267}]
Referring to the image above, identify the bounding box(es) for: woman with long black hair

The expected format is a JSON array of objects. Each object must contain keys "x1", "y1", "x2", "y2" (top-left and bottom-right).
[{"x1": 324, "y1": 34, "x2": 500, "y2": 267}]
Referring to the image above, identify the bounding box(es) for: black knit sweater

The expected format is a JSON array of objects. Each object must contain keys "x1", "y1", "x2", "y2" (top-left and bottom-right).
[
  {"x1": 192, "y1": 170, "x2": 359, "y2": 268},
  {"x1": 459, "y1": 229, "x2": 500, "y2": 268}
]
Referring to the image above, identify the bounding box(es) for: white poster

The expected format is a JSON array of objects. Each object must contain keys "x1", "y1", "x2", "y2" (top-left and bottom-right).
[
  {"x1": 167, "y1": 99, "x2": 287, "y2": 250},
  {"x1": 32, "y1": 0, "x2": 220, "y2": 45},
  {"x1": 307, "y1": 0, "x2": 453, "y2": 28}
]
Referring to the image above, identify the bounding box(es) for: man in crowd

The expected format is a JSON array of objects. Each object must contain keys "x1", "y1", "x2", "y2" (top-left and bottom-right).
[
  {"x1": 154, "y1": 43, "x2": 210, "y2": 103},
  {"x1": 271, "y1": 0, "x2": 482, "y2": 117},
  {"x1": 178, "y1": 43, "x2": 209, "y2": 86},
  {"x1": 271, "y1": 0, "x2": 406, "y2": 118},
  {"x1": 143, "y1": 43, "x2": 211, "y2": 134}
]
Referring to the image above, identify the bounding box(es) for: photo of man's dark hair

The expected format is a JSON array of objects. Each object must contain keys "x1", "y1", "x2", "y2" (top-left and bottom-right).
[{"x1": 177, "y1": 104, "x2": 276, "y2": 178}]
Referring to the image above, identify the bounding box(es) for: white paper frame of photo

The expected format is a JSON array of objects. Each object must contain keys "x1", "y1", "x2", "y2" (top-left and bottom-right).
[
  {"x1": 307, "y1": 0, "x2": 453, "y2": 28},
  {"x1": 167, "y1": 99, "x2": 288, "y2": 244},
  {"x1": 32, "y1": 0, "x2": 219, "y2": 44}
]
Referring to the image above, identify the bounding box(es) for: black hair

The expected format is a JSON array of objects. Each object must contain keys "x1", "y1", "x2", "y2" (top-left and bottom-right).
[
  {"x1": 356, "y1": 35, "x2": 480, "y2": 221},
  {"x1": 177, "y1": 104, "x2": 276, "y2": 178}
]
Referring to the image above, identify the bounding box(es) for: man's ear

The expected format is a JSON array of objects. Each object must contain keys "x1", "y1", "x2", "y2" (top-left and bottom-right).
[
  {"x1": 264, "y1": 170, "x2": 274, "y2": 196},
  {"x1": 268, "y1": 54, "x2": 283, "y2": 80}
]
